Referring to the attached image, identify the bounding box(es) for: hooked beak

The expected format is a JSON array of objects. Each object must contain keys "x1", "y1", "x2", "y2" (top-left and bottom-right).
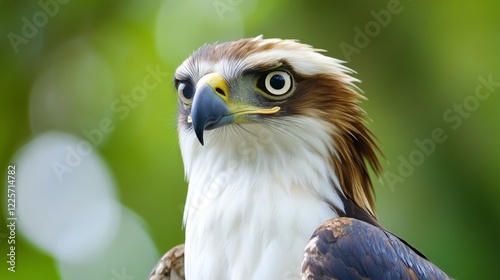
[
  {"x1": 189, "y1": 73, "x2": 280, "y2": 145},
  {"x1": 190, "y1": 82, "x2": 232, "y2": 145}
]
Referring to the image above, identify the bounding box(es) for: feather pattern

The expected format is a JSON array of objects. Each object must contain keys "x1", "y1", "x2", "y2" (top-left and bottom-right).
[
  {"x1": 302, "y1": 218, "x2": 452, "y2": 280},
  {"x1": 145, "y1": 37, "x2": 452, "y2": 280},
  {"x1": 179, "y1": 116, "x2": 342, "y2": 279},
  {"x1": 176, "y1": 37, "x2": 381, "y2": 216}
]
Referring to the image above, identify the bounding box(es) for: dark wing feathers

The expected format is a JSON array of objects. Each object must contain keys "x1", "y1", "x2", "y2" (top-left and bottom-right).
[
  {"x1": 302, "y1": 218, "x2": 452, "y2": 280},
  {"x1": 339, "y1": 194, "x2": 429, "y2": 260}
]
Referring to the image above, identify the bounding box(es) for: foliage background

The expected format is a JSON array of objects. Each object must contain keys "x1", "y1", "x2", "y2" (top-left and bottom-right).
[{"x1": 1, "y1": 0, "x2": 499, "y2": 279}]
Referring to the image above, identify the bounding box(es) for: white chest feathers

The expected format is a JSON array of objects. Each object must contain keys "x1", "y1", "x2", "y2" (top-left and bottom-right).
[{"x1": 179, "y1": 117, "x2": 343, "y2": 279}]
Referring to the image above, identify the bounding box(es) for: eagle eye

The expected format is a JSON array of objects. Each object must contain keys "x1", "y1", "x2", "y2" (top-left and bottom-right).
[
  {"x1": 177, "y1": 81, "x2": 194, "y2": 105},
  {"x1": 258, "y1": 70, "x2": 293, "y2": 97}
]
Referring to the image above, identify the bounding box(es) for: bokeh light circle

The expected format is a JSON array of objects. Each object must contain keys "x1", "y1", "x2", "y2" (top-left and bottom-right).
[
  {"x1": 29, "y1": 37, "x2": 115, "y2": 144},
  {"x1": 11, "y1": 131, "x2": 121, "y2": 263}
]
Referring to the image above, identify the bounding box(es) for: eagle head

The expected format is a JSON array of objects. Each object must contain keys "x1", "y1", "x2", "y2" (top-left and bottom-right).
[
  {"x1": 148, "y1": 37, "x2": 451, "y2": 280},
  {"x1": 174, "y1": 36, "x2": 381, "y2": 218}
]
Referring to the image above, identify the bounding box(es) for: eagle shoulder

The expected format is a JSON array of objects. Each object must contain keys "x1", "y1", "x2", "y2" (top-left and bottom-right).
[
  {"x1": 301, "y1": 217, "x2": 452, "y2": 280},
  {"x1": 148, "y1": 244, "x2": 185, "y2": 280}
]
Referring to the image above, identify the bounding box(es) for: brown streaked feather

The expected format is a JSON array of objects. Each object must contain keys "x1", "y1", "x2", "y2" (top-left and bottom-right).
[
  {"x1": 284, "y1": 73, "x2": 382, "y2": 217},
  {"x1": 187, "y1": 37, "x2": 290, "y2": 65},
  {"x1": 177, "y1": 37, "x2": 382, "y2": 216},
  {"x1": 148, "y1": 244, "x2": 185, "y2": 280},
  {"x1": 175, "y1": 37, "x2": 319, "y2": 83}
]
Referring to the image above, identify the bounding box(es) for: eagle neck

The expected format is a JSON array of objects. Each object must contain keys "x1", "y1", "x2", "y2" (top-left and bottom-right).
[{"x1": 179, "y1": 116, "x2": 344, "y2": 279}]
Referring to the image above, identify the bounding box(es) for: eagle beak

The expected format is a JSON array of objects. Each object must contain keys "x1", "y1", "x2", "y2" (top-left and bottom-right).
[
  {"x1": 190, "y1": 73, "x2": 281, "y2": 145},
  {"x1": 191, "y1": 79, "x2": 232, "y2": 145}
]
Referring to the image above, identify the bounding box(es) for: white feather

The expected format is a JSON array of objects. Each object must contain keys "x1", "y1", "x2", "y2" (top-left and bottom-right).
[
  {"x1": 179, "y1": 116, "x2": 343, "y2": 279},
  {"x1": 243, "y1": 39, "x2": 360, "y2": 89}
]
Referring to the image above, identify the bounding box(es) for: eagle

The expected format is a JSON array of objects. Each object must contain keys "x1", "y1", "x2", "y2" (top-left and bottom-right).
[{"x1": 149, "y1": 36, "x2": 451, "y2": 280}]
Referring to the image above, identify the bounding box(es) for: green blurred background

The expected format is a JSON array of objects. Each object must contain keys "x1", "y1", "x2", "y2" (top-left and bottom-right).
[{"x1": 1, "y1": 0, "x2": 499, "y2": 279}]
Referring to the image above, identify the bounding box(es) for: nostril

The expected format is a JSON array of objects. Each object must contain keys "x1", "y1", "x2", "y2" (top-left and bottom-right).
[{"x1": 215, "y1": 87, "x2": 226, "y2": 96}]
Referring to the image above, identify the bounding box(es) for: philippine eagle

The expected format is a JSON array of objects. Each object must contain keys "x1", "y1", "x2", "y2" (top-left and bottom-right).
[{"x1": 149, "y1": 37, "x2": 451, "y2": 280}]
